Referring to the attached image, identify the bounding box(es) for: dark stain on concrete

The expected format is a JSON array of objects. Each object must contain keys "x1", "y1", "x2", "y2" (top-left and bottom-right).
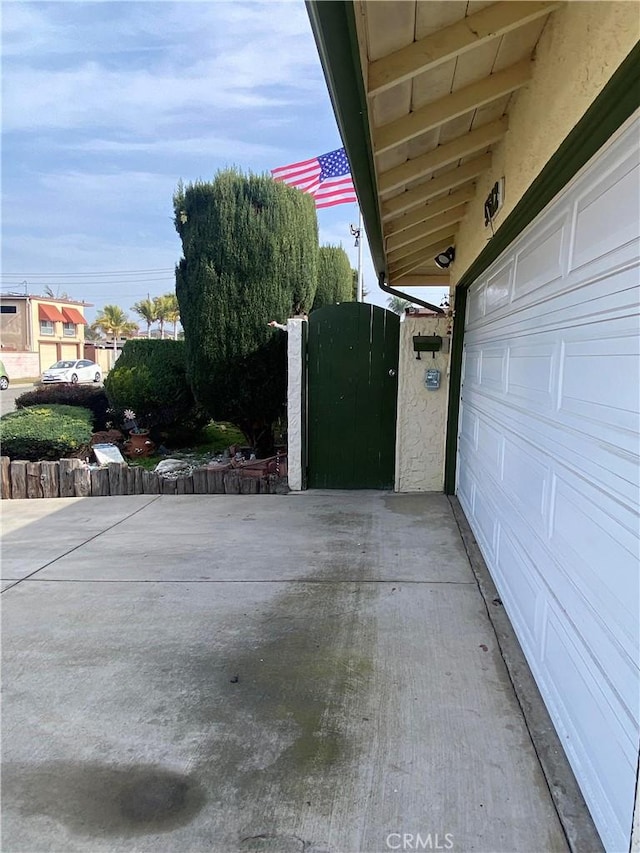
[{"x1": 2, "y1": 762, "x2": 206, "y2": 836}]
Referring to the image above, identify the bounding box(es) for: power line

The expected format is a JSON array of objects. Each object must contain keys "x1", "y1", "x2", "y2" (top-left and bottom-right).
[{"x1": 1, "y1": 268, "x2": 176, "y2": 278}]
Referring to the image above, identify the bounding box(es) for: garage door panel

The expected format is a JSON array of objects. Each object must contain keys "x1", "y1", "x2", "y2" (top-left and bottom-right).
[
  {"x1": 458, "y1": 114, "x2": 640, "y2": 852},
  {"x1": 476, "y1": 466, "x2": 639, "y2": 730},
  {"x1": 479, "y1": 345, "x2": 507, "y2": 393},
  {"x1": 467, "y1": 386, "x2": 638, "y2": 505},
  {"x1": 513, "y1": 214, "x2": 568, "y2": 303},
  {"x1": 484, "y1": 262, "x2": 513, "y2": 315},
  {"x1": 571, "y1": 149, "x2": 640, "y2": 272},
  {"x1": 502, "y1": 437, "x2": 549, "y2": 524},
  {"x1": 541, "y1": 609, "x2": 637, "y2": 851},
  {"x1": 476, "y1": 416, "x2": 503, "y2": 473},
  {"x1": 559, "y1": 331, "x2": 640, "y2": 436},
  {"x1": 466, "y1": 249, "x2": 638, "y2": 339},
  {"x1": 494, "y1": 526, "x2": 542, "y2": 652},
  {"x1": 550, "y1": 473, "x2": 639, "y2": 651},
  {"x1": 506, "y1": 340, "x2": 557, "y2": 408}
]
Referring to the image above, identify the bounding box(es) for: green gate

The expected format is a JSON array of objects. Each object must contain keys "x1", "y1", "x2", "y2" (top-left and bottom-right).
[{"x1": 307, "y1": 302, "x2": 400, "y2": 489}]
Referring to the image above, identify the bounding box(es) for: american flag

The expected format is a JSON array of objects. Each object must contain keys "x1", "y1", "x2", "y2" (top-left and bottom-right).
[{"x1": 271, "y1": 147, "x2": 357, "y2": 209}]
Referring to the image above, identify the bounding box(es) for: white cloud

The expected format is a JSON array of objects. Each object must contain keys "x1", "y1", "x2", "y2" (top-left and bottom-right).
[{"x1": 2, "y1": 1, "x2": 323, "y2": 134}]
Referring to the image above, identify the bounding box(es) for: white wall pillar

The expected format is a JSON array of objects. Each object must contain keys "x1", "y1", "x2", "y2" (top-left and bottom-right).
[
  {"x1": 394, "y1": 315, "x2": 450, "y2": 492},
  {"x1": 286, "y1": 318, "x2": 306, "y2": 490}
]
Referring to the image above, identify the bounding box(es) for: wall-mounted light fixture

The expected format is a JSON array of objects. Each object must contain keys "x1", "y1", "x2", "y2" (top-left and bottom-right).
[
  {"x1": 413, "y1": 333, "x2": 442, "y2": 360},
  {"x1": 434, "y1": 247, "x2": 455, "y2": 269}
]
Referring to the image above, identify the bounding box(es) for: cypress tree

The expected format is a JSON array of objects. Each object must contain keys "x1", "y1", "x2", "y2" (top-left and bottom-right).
[
  {"x1": 312, "y1": 245, "x2": 355, "y2": 310},
  {"x1": 174, "y1": 170, "x2": 318, "y2": 454}
]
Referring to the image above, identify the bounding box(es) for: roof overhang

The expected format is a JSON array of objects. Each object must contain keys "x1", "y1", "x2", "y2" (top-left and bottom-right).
[{"x1": 306, "y1": 1, "x2": 559, "y2": 295}]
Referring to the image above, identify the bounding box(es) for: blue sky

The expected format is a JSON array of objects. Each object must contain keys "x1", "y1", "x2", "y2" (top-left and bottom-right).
[{"x1": 1, "y1": 1, "x2": 438, "y2": 323}]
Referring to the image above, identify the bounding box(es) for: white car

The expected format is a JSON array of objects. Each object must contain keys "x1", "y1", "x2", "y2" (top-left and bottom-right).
[{"x1": 41, "y1": 359, "x2": 102, "y2": 384}]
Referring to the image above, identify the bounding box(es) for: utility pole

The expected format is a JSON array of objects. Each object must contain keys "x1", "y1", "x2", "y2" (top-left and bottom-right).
[{"x1": 350, "y1": 211, "x2": 364, "y2": 302}]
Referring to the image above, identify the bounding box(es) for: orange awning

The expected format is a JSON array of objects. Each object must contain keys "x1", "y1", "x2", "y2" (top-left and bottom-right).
[
  {"x1": 61, "y1": 307, "x2": 88, "y2": 325},
  {"x1": 38, "y1": 303, "x2": 65, "y2": 323}
]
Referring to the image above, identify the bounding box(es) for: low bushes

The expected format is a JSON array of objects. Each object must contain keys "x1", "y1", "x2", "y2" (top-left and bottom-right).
[
  {"x1": 15, "y1": 384, "x2": 110, "y2": 430},
  {"x1": 104, "y1": 340, "x2": 209, "y2": 442},
  {"x1": 0, "y1": 405, "x2": 93, "y2": 461}
]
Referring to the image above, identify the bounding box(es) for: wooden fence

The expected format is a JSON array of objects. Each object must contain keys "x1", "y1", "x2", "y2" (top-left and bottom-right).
[{"x1": 0, "y1": 457, "x2": 288, "y2": 500}]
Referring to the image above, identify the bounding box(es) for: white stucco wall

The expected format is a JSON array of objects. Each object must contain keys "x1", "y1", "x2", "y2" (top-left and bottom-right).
[
  {"x1": 395, "y1": 316, "x2": 450, "y2": 492},
  {"x1": 286, "y1": 318, "x2": 305, "y2": 490}
]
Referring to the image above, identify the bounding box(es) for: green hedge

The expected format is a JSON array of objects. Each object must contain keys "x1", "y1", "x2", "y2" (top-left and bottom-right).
[
  {"x1": 15, "y1": 384, "x2": 110, "y2": 430},
  {"x1": 104, "y1": 339, "x2": 209, "y2": 442},
  {"x1": 0, "y1": 405, "x2": 93, "y2": 461}
]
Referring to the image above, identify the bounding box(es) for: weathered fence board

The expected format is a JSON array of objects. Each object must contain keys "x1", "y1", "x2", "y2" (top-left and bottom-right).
[
  {"x1": 207, "y1": 468, "x2": 226, "y2": 494},
  {"x1": 10, "y1": 461, "x2": 28, "y2": 499},
  {"x1": 27, "y1": 462, "x2": 44, "y2": 499},
  {"x1": 59, "y1": 459, "x2": 81, "y2": 497},
  {"x1": 0, "y1": 457, "x2": 288, "y2": 499},
  {"x1": 223, "y1": 471, "x2": 241, "y2": 494},
  {"x1": 91, "y1": 468, "x2": 110, "y2": 497},
  {"x1": 1, "y1": 456, "x2": 10, "y2": 500},
  {"x1": 41, "y1": 461, "x2": 60, "y2": 498},
  {"x1": 73, "y1": 466, "x2": 91, "y2": 497},
  {"x1": 142, "y1": 470, "x2": 160, "y2": 495},
  {"x1": 192, "y1": 468, "x2": 208, "y2": 495},
  {"x1": 176, "y1": 475, "x2": 194, "y2": 495}
]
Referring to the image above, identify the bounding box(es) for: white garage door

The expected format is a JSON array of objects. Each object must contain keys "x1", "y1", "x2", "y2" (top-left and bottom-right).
[{"x1": 457, "y1": 114, "x2": 639, "y2": 852}]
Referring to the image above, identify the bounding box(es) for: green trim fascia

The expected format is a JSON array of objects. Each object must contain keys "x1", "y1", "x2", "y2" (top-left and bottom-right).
[
  {"x1": 305, "y1": 1, "x2": 385, "y2": 275},
  {"x1": 444, "y1": 287, "x2": 466, "y2": 494},
  {"x1": 444, "y1": 41, "x2": 640, "y2": 494}
]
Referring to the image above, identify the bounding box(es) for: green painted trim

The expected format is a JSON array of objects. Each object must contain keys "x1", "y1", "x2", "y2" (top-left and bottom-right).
[
  {"x1": 306, "y1": 1, "x2": 386, "y2": 275},
  {"x1": 443, "y1": 42, "x2": 640, "y2": 494},
  {"x1": 301, "y1": 320, "x2": 308, "y2": 490},
  {"x1": 444, "y1": 287, "x2": 466, "y2": 495}
]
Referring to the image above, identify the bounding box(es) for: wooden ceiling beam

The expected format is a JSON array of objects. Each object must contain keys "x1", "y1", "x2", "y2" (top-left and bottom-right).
[
  {"x1": 374, "y1": 59, "x2": 532, "y2": 155},
  {"x1": 386, "y1": 205, "x2": 468, "y2": 254},
  {"x1": 390, "y1": 242, "x2": 456, "y2": 279},
  {"x1": 387, "y1": 227, "x2": 457, "y2": 265},
  {"x1": 382, "y1": 155, "x2": 491, "y2": 221},
  {"x1": 384, "y1": 185, "x2": 476, "y2": 236},
  {"x1": 379, "y1": 117, "x2": 507, "y2": 195},
  {"x1": 368, "y1": 2, "x2": 559, "y2": 96},
  {"x1": 391, "y1": 274, "x2": 450, "y2": 287}
]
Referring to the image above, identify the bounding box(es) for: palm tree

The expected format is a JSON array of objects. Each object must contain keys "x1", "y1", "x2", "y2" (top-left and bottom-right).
[
  {"x1": 163, "y1": 293, "x2": 180, "y2": 340},
  {"x1": 387, "y1": 296, "x2": 415, "y2": 314},
  {"x1": 92, "y1": 305, "x2": 138, "y2": 356},
  {"x1": 131, "y1": 298, "x2": 157, "y2": 339},
  {"x1": 153, "y1": 295, "x2": 169, "y2": 339}
]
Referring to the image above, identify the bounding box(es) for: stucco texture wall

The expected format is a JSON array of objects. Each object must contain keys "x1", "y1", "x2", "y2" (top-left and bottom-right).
[
  {"x1": 453, "y1": 2, "x2": 639, "y2": 284},
  {"x1": 395, "y1": 316, "x2": 450, "y2": 492}
]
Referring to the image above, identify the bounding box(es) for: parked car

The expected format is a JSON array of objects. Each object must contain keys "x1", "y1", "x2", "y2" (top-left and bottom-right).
[
  {"x1": 41, "y1": 359, "x2": 102, "y2": 384},
  {"x1": 0, "y1": 359, "x2": 9, "y2": 390}
]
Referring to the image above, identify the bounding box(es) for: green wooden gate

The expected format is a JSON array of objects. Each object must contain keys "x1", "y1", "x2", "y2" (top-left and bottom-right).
[{"x1": 307, "y1": 302, "x2": 400, "y2": 489}]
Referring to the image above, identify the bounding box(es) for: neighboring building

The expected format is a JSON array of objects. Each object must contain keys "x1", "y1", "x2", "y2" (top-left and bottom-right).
[
  {"x1": 0, "y1": 293, "x2": 92, "y2": 375},
  {"x1": 306, "y1": 4, "x2": 638, "y2": 851}
]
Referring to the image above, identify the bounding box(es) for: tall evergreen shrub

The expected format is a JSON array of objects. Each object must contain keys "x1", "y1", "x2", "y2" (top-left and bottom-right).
[
  {"x1": 312, "y1": 245, "x2": 354, "y2": 310},
  {"x1": 173, "y1": 171, "x2": 318, "y2": 453}
]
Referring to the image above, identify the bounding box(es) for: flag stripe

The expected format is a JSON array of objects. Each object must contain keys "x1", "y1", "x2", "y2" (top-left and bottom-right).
[{"x1": 271, "y1": 147, "x2": 357, "y2": 209}]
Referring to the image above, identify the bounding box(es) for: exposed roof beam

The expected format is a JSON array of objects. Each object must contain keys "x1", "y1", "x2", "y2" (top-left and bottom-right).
[
  {"x1": 387, "y1": 227, "x2": 458, "y2": 265},
  {"x1": 389, "y1": 237, "x2": 457, "y2": 279},
  {"x1": 368, "y1": 2, "x2": 559, "y2": 96},
  {"x1": 379, "y1": 117, "x2": 507, "y2": 195},
  {"x1": 374, "y1": 59, "x2": 532, "y2": 155},
  {"x1": 386, "y1": 205, "x2": 468, "y2": 254},
  {"x1": 382, "y1": 155, "x2": 491, "y2": 221},
  {"x1": 392, "y1": 274, "x2": 450, "y2": 287},
  {"x1": 384, "y1": 185, "x2": 476, "y2": 236}
]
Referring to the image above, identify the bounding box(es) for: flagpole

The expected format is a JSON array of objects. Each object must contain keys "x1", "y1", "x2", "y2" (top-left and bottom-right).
[{"x1": 357, "y1": 208, "x2": 364, "y2": 303}]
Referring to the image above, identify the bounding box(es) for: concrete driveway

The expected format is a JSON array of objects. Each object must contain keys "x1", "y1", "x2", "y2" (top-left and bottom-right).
[{"x1": 1, "y1": 493, "x2": 569, "y2": 853}]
